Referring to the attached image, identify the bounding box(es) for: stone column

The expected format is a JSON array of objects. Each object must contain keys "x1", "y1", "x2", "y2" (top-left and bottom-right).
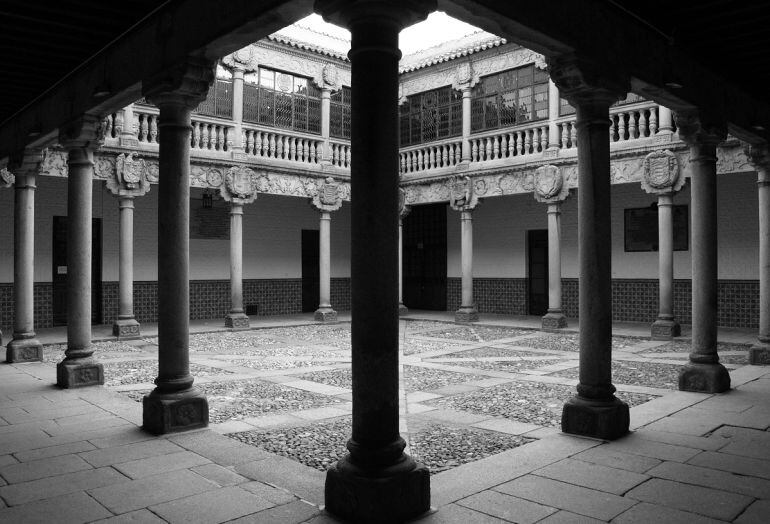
[
  {"x1": 744, "y1": 144, "x2": 770, "y2": 364},
  {"x1": 674, "y1": 110, "x2": 730, "y2": 392},
  {"x1": 450, "y1": 176, "x2": 479, "y2": 322},
  {"x1": 658, "y1": 106, "x2": 674, "y2": 134},
  {"x1": 57, "y1": 116, "x2": 105, "y2": 388},
  {"x1": 533, "y1": 164, "x2": 570, "y2": 329},
  {"x1": 119, "y1": 105, "x2": 139, "y2": 147},
  {"x1": 399, "y1": 189, "x2": 410, "y2": 315},
  {"x1": 6, "y1": 151, "x2": 43, "y2": 362},
  {"x1": 312, "y1": 177, "x2": 342, "y2": 322},
  {"x1": 141, "y1": 57, "x2": 214, "y2": 434},
  {"x1": 320, "y1": 87, "x2": 332, "y2": 163},
  {"x1": 547, "y1": 80, "x2": 560, "y2": 150},
  {"x1": 642, "y1": 150, "x2": 685, "y2": 339},
  {"x1": 220, "y1": 165, "x2": 258, "y2": 329},
  {"x1": 549, "y1": 56, "x2": 630, "y2": 440},
  {"x1": 106, "y1": 153, "x2": 151, "y2": 338},
  {"x1": 460, "y1": 86, "x2": 472, "y2": 162},
  {"x1": 231, "y1": 66, "x2": 245, "y2": 160},
  {"x1": 317, "y1": 1, "x2": 433, "y2": 521}
]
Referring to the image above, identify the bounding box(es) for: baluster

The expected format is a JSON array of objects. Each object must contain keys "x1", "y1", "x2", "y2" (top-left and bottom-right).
[
  {"x1": 414, "y1": 150, "x2": 420, "y2": 170},
  {"x1": 244, "y1": 131, "x2": 252, "y2": 154},
  {"x1": 103, "y1": 115, "x2": 113, "y2": 138},
  {"x1": 138, "y1": 115, "x2": 147, "y2": 142},
  {"x1": 570, "y1": 123, "x2": 577, "y2": 147},
  {"x1": 309, "y1": 141, "x2": 317, "y2": 163},
  {"x1": 268, "y1": 134, "x2": 276, "y2": 157},
  {"x1": 200, "y1": 124, "x2": 209, "y2": 149},
  {"x1": 540, "y1": 126, "x2": 548, "y2": 151},
  {"x1": 259, "y1": 132, "x2": 267, "y2": 156},
  {"x1": 333, "y1": 144, "x2": 339, "y2": 165},
  {"x1": 113, "y1": 112, "x2": 124, "y2": 137},
  {"x1": 628, "y1": 111, "x2": 638, "y2": 139},
  {"x1": 617, "y1": 112, "x2": 627, "y2": 141},
  {"x1": 492, "y1": 135, "x2": 500, "y2": 159},
  {"x1": 442, "y1": 145, "x2": 449, "y2": 166},
  {"x1": 609, "y1": 116, "x2": 615, "y2": 141},
  {"x1": 288, "y1": 137, "x2": 295, "y2": 160},
  {"x1": 514, "y1": 131, "x2": 522, "y2": 155},
  {"x1": 523, "y1": 130, "x2": 531, "y2": 155},
  {"x1": 649, "y1": 107, "x2": 658, "y2": 134},
  {"x1": 560, "y1": 123, "x2": 568, "y2": 149},
  {"x1": 220, "y1": 126, "x2": 227, "y2": 150},
  {"x1": 147, "y1": 116, "x2": 157, "y2": 144},
  {"x1": 345, "y1": 146, "x2": 351, "y2": 167},
  {"x1": 470, "y1": 139, "x2": 477, "y2": 162},
  {"x1": 638, "y1": 110, "x2": 647, "y2": 138}
]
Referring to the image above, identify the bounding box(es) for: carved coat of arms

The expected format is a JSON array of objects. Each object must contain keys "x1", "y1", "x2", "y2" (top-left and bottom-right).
[
  {"x1": 641, "y1": 149, "x2": 683, "y2": 195},
  {"x1": 107, "y1": 152, "x2": 150, "y2": 197},
  {"x1": 449, "y1": 175, "x2": 478, "y2": 211},
  {"x1": 532, "y1": 165, "x2": 568, "y2": 203},
  {"x1": 0, "y1": 167, "x2": 15, "y2": 188},
  {"x1": 117, "y1": 152, "x2": 142, "y2": 189},
  {"x1": 312, "y1": 176, "x2": 343, "y2": 212},
  {"x1": 222, "y1": 166, "x2": 257, "y2": 203}
]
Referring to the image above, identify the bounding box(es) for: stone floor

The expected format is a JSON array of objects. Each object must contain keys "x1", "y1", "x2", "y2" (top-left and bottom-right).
[{"x1": 0, "y1": 311, "x2": 768, "y2": 523}]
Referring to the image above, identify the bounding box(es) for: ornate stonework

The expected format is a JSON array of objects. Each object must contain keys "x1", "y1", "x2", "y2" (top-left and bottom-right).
[
  {"x1": 641, "y1": 149, "x2": 684, "y2": 195},
  {"x1": 59, "y1": 115, "x2": 107, "y2": 150},
  {"x1": 220, "y1": 165, "x2": 258, "y2": 204},
  {"x1": 449, "y1": 175, "x2": 479, "y2": 211},
  {"x1": 0, "y1": 167, "x2": 15, "y2": 188},
  {"x1": 143, "y1": 57, "x2": 216, "y2": 109},
  {"x1": 312, "y1": 176, "x2": 343, "y2": 212},
  {"x1": 105, "y1": 153, "x2": 151, "y2": 197},
  {"x1": 533, "y1": 164, "x2": 569, "y2": 203}
]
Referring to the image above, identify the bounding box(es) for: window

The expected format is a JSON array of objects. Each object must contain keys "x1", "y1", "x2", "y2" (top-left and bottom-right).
[
  {"x1": 399, "y1": 86, "x2": 462, "y2": 146},
  {"x1": 471, "y1": 64, "x2": 549, "y2": 132},
  {"x1": 242, "y1": 68, "x2": 321, "y2": 134},
  {"x1": 330, "y1": 86, "x2": 351, "y2": 139},
  {"x1": 194, "y1": 79, "x2": 233, "y2": 119}
]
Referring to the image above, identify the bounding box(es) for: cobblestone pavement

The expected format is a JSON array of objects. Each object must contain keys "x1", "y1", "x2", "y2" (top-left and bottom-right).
[{"x1": 1, "y1": 315, "x2": 768, "y2": 523}]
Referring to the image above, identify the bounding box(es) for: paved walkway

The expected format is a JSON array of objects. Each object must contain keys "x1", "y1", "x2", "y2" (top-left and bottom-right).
[{"x1": 0, "y1": 313, "x2": 768, "y2": 523}]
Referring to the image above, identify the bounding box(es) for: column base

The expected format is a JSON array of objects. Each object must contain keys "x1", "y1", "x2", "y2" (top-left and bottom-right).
[
  {"x1": 561, "y1": 395, "x2": 629, "y2": 440},
  {"x1": 142, "y1": 387, "x2": 209, "y2": 435},
  {"x1": 113, "y1": 318, "x2": 141, "y2": 339},
  {"x1": 541, "y1": 311, "x2": 568, "y2": 330},
  {"x1": 6, "y1": 336, "x2": 43, "y2": 363},
  {"x1": 651, "y1": 318, "x2": 681, "y2": 340},
  {"x1": 678, "y1": 362, "x2": 731, "y2": 393},
  {"x1": 455, "y1": 306, "x2": 479, "y2": 323},
  {"x1": 56, "y1": 359, "x2": 104, "y2": 388},
  {"x1": 749, "y1": 343, "x2": 770, "y2": 365},
  {"x1": 314, "y1": 307, "x2": 338, "y2": 322},
  {"x1": 324, "y1": 454, "x2": 430, "y2": 524},
  {"x1": 398, "y1": 303, "x2": 409, "y2": 316},
  {"x1": 225, "y1": 313, "x2": 250, "y2": 330}
]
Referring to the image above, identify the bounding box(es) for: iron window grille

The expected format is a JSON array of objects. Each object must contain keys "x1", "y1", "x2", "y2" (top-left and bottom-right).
[
  {"x1": 470, "y1": 64, "x2": 549, "y2": 133},
  {"x1": 243, "y1": 68, "x2": 321, "y2": 134},
  {"x1": 330, "y1": 86, "x2": 352, "y2": 139},
  {"x1": 399, "y1": 86, "x2": 462, "y2": 147},
  {"x1": 195, "y1": 79, "x2": 233, "y2": 119}
]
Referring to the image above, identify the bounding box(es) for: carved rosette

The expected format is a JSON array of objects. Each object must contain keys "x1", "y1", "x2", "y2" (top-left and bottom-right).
[
  {"x1": 106, "y1": 152, "x2": 151, "y2": 197},
  {"x1": 312, "y1": 176, "x2": 343, "y2": 212},
  {"x1": 449, "y1": 175, "x2": 479, "y2": 211},
  {"x1": 533, "y1": 164, "x2": 569, "y2": 203},
  {"x1": 219, "y1": 165, "x2": 258, "y2": 205},
  {"x1": 641, "y1": 149, "x2": 683, "y2": 195}
]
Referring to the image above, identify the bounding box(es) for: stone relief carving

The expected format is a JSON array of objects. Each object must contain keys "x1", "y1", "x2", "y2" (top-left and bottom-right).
[
  {"x1": 449, "y1": 175, "x2": 479, "y2": 211},
  {"x1": 39, "y1": 149, "x2": 68, "y2": 177},
  {"x1": 93, "y1": 155, "x2": 114, "y2": 180},
  {"x1": 106, "y1": 153, "x2": 150, "y2": 197},
  {"x1": 312, "y1": 176, "x2": 343, "y2": 211},
  {"x1": 220, "y1": 165, "x2": 258, "y2": 204},
  {"x1": 319, "y1": 63, "x2": 342, "y2": 91},
  {"x1": 0, "y1": 167, "x2": 15, "y2": 188},
  {"x1": 641, "y1": 149, "x2": 684, "y2": 195},
  {"x1": 533, "y1": 164, "x2": 569, "y2": 203},
  {"x1": 716, "y1": 146, "x2": 752, "y2": 174},
  {"x1": 398, "y1": 187, "x2": 411, "y2": 218}
]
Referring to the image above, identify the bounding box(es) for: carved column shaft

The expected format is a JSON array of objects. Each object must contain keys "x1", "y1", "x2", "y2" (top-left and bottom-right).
[
  {"x1": 321, "y1": 88, "x2": 332, "y2": 162},
  {"x1": 658, "y1": 195, "x2": 675, "y2": 317},
  {"x1": 229, "y1": 203, "x2": 245, "y2": 315},
  {"x1": 319, "y1": 211, "x2": 332, "y2": 308},
  {"x1": 675, "y1": 110, "x2": 730, "y2": 392},
  {"x1": 547, "y1": 80, "x2": 560, "y2": 147},
  {"x1": 547, "y1": 203, "x2": 563, "y2": 310},
  {"x1": 231, "y1": 68, "x2": 245, "y2": 150},
  {"x1": 461, "y1": 87, "x2": 472, "y2": 161},
  {"x1": 458, "y1": 209, "x2": 477, "y2": 320},
  {"x1": 7, "y1": 164, "x2": 43, "y2": 363},
  {"x1": 118, "y1": 197, "x2": 135, "y2": 321}
]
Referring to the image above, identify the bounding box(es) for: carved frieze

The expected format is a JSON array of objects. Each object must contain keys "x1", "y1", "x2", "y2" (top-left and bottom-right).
[
  {"x1": 105, "y1": 152, "x2": 151, "y2": 197},
  {"x1": 312, "y1": 176, "x2": 343, "y2": 211},
  {"x1": 533, "y1": 164, "x2": 569, "y2": 203},
  {"x1": 220, "y1": 165, "x2": 258, "y2": 204},
  {"x1": 641, "y1": 149, "x2": 683, "y2": 195},
  {"x1": 39, "y1": 149, "x2": 68, "y2": 177}
]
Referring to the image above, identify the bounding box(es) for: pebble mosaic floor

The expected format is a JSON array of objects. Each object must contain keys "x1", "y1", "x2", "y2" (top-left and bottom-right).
[{"x1": 61, "y1": 319, "x2": 752, "y2": 476}]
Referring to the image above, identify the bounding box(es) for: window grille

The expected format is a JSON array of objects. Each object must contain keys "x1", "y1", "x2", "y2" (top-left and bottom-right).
[
  {"x1": 399, "y1": 86, "x2": 462, "y2": 146},
  {"x1": 194, "y1": 79, "x2": 233, "y2": 119},
  {"x1": 470, "y1": 64, "x2": 549, "y2": 132},
  {"x1": 242, "y1": 67, "x2": 321, "y2": 134},
  {"x1": 330, "y1": 86, "x2": 352, "y2": 139}
]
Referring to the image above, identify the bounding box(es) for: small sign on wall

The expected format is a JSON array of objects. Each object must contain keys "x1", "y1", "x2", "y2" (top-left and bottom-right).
[{"x1": 57, "y1": 266, "x2": 67, "y2": 274}]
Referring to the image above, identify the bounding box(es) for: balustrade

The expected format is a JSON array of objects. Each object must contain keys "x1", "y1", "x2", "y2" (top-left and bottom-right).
[
  {"x1": 399, "y1": 140, "x2": 462, "y2": 174},
  {"x1": 242, "y1": 126, "x2": 324, "y2": 165}
]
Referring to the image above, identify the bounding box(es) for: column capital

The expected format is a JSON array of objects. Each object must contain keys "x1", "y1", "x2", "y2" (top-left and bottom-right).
[
  {"x1": 449, "y1": 175, "x2": 480, "y2": 211},
  {"x1": 673, "y1": 109, "x2": 727, "y2": 147},
  {"x1": 316, "y1": 0, "x2": 436, "y2": 31},
  {"x1": 59, "y1": 115, "x2": 105, "y2": 151},
  {"x1": 311, "y1": 176, "x2": 343, "y2": 212},
  {"x1": 143, "y1": 56, "x2": 216, "y2": 109},
  {"x1": 547, "y1": 55, "x2": 629, "y2": 108}
]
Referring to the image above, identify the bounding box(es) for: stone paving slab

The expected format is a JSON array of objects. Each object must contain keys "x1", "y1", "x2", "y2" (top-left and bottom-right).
[
  {"x1": 93, "y1": 508, "x2": 167, "y2": 523},
  {"x1": 688, "y1": 450, "x2": 770, "y2": 480},
  {"x1": 12, "y1": 439, "x2": 96, "y2": 462},
  {"x1": 612, "y1": 501, "x2": 725, "y2": 524},
  {"x1": 571, "y1": 446, "x2": 662, "y2": 474},
  {"x1": 79, "y1": 438, "x2": 184, "y2": 468},
  {"x1": 0, "y1": 489, "x2": 113, "y2": 523},
  {"x1": 457, "y1": 490, "x2": 557, "y2": 523},
  {"x1": 534, "y1": 457, "x2": 649, "y2": 495},
  {"x1": 0, "y1": 452, "x2": 93, "y2": 483},
  {"x1": 235, "y1": 455, "x2": 326, "y2": 504},
  {"x1": 647, "y1": 460, "x2": 770, "y2": 499},
  {"x1": 190, "y1": 463, "x2": 249, "y2": 487},
  {"x1": 625, "y1": 477, "x2": 753, "y2": 521},
  {"x1": 228, "y1": 499, "x2": 321, "y2": 523},
  {"x1": 0, "y1": 466, "x2": 127, "y2": 506},
  {"x1": 494, "y1": 474, "x2": 636, "y2": 521},
  {"x1": 113, "y1": 450, "x2": 211, "y2": 479},
  {"x1": 149, "y1": 485, "x2": 275, "y2": 523},
  {"x1": 735, "y1": 500, "x2": 770, "y2": 524},
  {"x1": 602, "y1": 432, "x2": 702, "y2": 462}
]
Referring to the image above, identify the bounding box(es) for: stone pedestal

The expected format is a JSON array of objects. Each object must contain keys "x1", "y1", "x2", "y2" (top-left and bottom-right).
[
  {"x1": 549, "y1": 56, "x2": 630, "y2": 440},
  {"x1": 113, "y1": 318, "x2": 141, "y2": 338},
  {"x1": 675, "y1": 111, "x2": 730, "y2": 392},
  {"x1": 316, "y1": 1, "x2": 433, "y2": 521},
  {"x1": 141, "y1": 58, "x2": 215, "y2": 433},
  {"x1": 57, "y1": 116, "x2": 104, "y2": 388},
  {"x1": 6, "y1": 157, "x2": 43, "y2": 363}
]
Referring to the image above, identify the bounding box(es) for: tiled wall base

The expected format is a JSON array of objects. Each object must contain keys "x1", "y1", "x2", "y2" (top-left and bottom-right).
[{"x1": 0, "y1": 277, "x2": 757, "y2": 334}]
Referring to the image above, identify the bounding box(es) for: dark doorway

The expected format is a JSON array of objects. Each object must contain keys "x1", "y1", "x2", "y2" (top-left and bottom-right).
[
  {"x1": 403, "y1": 203, "x2": 447, "y2": 310},
  {"x1": 301, "y1": 229, "x2": 320, "y2": 313},
  {"x1": 52, "y1": 216, "x2": 103, "y2": 326},
  {"x1": 528, "y1": 229, "x2": 548, "y2": 316}
]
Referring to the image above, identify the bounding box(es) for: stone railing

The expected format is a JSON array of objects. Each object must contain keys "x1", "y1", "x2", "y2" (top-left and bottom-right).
[
  {"x1": 400, "y1": 139, "x2": 462, "y2": 174},
  {"x1": 243, "y1": 125, "x2": 324, "y2": 165},
  {"x1": 330, "y1": 141, "x2": 351, "y2": 168},
  {"x1": 469, "y1": 122, "x2": 549, "y2": 162}
]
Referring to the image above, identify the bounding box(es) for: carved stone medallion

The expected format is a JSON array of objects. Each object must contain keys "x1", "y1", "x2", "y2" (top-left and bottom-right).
[
  {"x1": 449, "y1": 175, "x2": 479, "y2": 211},
  {"x1": 220, "y1": 165, "x2": 257, "y2": 204},
  {"x1": 533, "y1": 164, "x2": 568, "y2": 202},
  {"x1": 107, "y1": 152, "x2": 150, "y2": 197},
  {"x1": 0, "y1": 167, "x2": 14, "y2": 188},
  {"x1": 312, "y1": 176, "x2": 343, "y2": 212},
  {"x1": 641, "y1": 149, "x2": 683, "y2": 195}
]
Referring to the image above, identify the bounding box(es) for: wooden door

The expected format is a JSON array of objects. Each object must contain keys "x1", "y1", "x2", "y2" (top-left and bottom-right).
[
  {"x1": 527, "y1": 229, "x2": 548, "y2": 316},
  {"x1": 403, "y1": 203, "x2": 447, "y2": 310}
]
